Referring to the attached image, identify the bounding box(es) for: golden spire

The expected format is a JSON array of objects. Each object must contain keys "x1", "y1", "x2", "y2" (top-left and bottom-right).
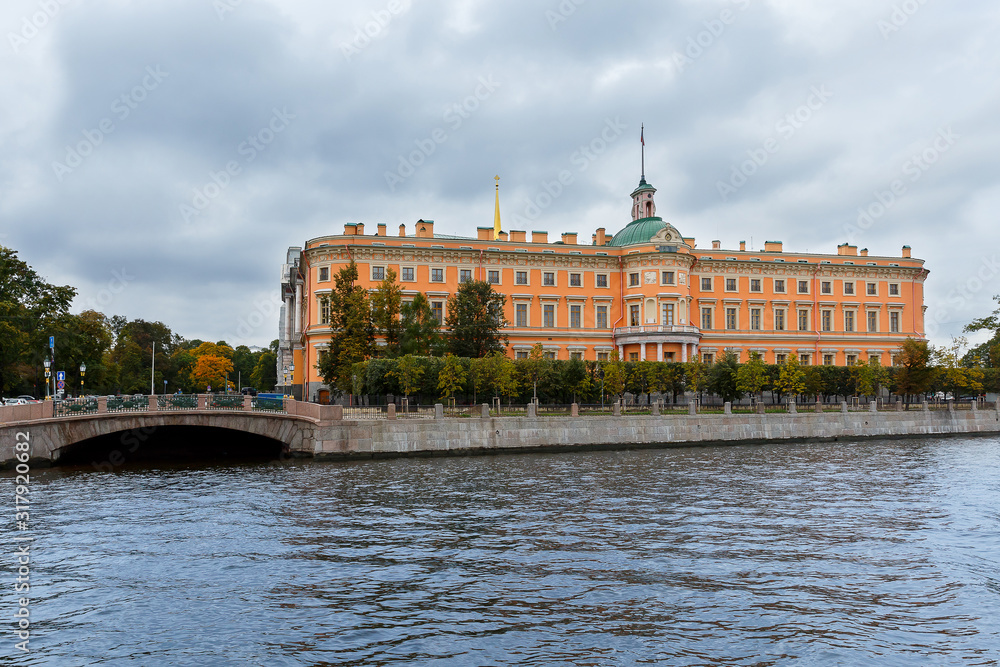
[{"x1": 493, "y1": 175, "x2": 501, "y2": 240}]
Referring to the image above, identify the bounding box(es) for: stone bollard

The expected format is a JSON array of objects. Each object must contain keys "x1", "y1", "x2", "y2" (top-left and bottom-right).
[
  {"x1": 947, "y1": 399, "x2": 955, "y2": 413},
  {"x1": 788, "y1": 400, "x2": 797, "y2": 414},
  {"x1": 243, "y1": 395, "x2": 252, "y2": 411},
  {"x1": 724, "y1": 402, "x2": 732, "y2": 415},
  {"x1": 571, "y1": 403, "x2": 579, "y2": 417},
  {"x1": 98, "y1": 396, "x2": 108, "y2": 414},
  {"x1": 841, "y1": 401, "x2": 849, "y2": 414},
  {"x1": 527, "y1": 402, "x2": 536, "y2": 418},
  {"x1": 481, "y1": 403, "x2": 490, "y2": 418},
  {"x1": 198, "y1": 394, "x2": 208, "y2": 410},
  {"x1": 651, "y1": 401, "x2": 659, "y2": 416},
  {"x1": 689, "y1": 400, "x2": 697, "y2": 415},
  {"x1": 148, "y1": 395, "x2": 158, "y2": 412},
  {"x1": 613, "y1": 402, "x2": 621, "y2": 416},
  {"x1": 757, "y1": 402, "x2": 765, "y2": 415},
  {"x1": 869, "y1": 401, "x2": 878, "y2": 413},
  {"x1": 922, "y1": 401, "x2": 929, "y2": 412},
  {"x1": 971, "y1": 400, "x2": 978, "y2": 412},
  {"x1": 814, "y1": 400, "x2": 823, "y2": 414},
  {"x1": 387, "y1": 403, "x2": 396, "y2": 420},
  {"x1": 895, "y1": 400, "x2": 903, "y2": 412},
  {"x1": 996, "y1": 398, "x2": 1000, "y2": 413},
  {"x1": 434, "y1": 403, "x2": 444, "y2": 420}
]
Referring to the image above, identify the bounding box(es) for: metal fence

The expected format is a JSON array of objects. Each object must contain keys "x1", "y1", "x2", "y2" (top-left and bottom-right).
[
  {"x1": 251, "y1": 396, "x2": 285, "y2": 413},
  {"x1": 106, "y1": 396, "x2": 149, "y2": 413},
  {"x1": 158, "y1": 394, "x2": 199, "y2": 410},
  {"x1": 54, "y1": 397, "x2": 99, "y2": 417}
]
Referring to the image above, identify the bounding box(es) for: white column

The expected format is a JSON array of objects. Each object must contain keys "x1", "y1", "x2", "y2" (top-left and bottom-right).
[
  {"x1": 293, "y1": 282, "x2": 303, "y2": 336},
  {"x1": 618, "y1": 345, "x2": 624, "y2": 360},
  {"x1": 657, "y1": 342, "x2": 663, "y2": 362},
  {"x1": 640, "y1": 343, "x2": 646, "y2": 361},
  {"x1": 681, "y1": 343, "x2": 688, "y2": 362},
  {"x1": 284, "y1": 296, "x2": 293, "y2": 345}
]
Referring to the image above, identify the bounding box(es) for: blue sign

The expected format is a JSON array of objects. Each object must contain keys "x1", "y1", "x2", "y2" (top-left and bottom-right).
[
  {"x1": 56, "y1": 371, "x2": 65, "y2": 381},
  {"x1": 49, "y1": 336, "x2": 54, "y2": 349}
]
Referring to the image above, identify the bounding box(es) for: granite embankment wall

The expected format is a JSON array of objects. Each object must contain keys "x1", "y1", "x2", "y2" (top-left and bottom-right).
[{"x1": 312, "y1": 407, "x2": 1000, "y2": 460}]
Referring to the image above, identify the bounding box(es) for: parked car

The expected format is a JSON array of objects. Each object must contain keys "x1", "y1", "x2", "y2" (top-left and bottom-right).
[
  {"x1": 17, "y1": 395, "x2": 40, "y2": 403},
  {"x1": 2, "y1": 397, "x2": 28, "y2": 406},
  {"x1": 241, "y1": 387, "x2": 258, "y2": 397}
]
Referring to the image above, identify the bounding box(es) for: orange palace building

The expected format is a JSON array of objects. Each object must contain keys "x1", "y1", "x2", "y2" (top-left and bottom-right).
[{"x1": 279, "y1": 173, "x2": 928, "y2": 401}]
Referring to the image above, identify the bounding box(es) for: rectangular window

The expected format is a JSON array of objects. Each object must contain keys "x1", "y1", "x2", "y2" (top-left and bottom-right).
[
  {"x1": 596, "y1": 274, "x2": 608, "y2": 288},
  {"x1": 515, "y1": 351, "x2": 529, "y2": 359},
  {"x1": 726, "y1": 278, "x2": 737, "y2": 291},
  {"x1": 821, "y1": 281, "x2": 831, "y2": 294},
  {"x1": 629, "y1": 273, "x2": 639, "y2": 287},
  {"x1": 401, "y1": 267, "x2": 415, "y2": 282},
  {"x1": 823, "y1": 354, "x2": 834, "y2": 366},
  {"x1": 701, "y1": 308, "x2": 712, "y2": 330},
  {"x1": 544, "y1": 304, "x2": 555, "y2": 328},
  {"x1": 515, "y1": 271, "x2": 528, "y2": 285},
  {"x1": 798, "y1": 309, "x2": 809, "y2": 331},
  {"x1": 662, "y1": 271, "x2": 675, "y2": 285},
  {"x1": 569, "y1": 273, "x2": 581, "y2": 287},
  {"x1": 775, "y1": 353, "x2": 787, "y2": 365},
  {"x1": 701, "y1": 277, "x2": 712, "y2": 291},
  {"x1": 544, "y1": 351, "x2": 557, "y2": 361},
  {"x1": 570, "y1": 352, "x2": 583, "y2": 361},
  {"x1": 319, "y1": 297, "x2": 331, "y2": 325},
  {"x1": 372, "y1": 266, "x2": 385, "y2": 281},
  {"x1": 750, "y1": 279, "x2": 761, "y2": 292},
  {"x1": 889, "y1": 283, "x2": 900, "y2": 296},
  {"x1": 596, "y1": 306, "x2": 608, "y2": 329},
  {"x1": 822, "y1": 310, "x2": 832, "y2": 332},
  {"x1": 844, "y1": 282, "x2": 855, "y2": 295},
  {"x1": 487, "y1": 270, "x2": 500, "y2": 285},
  {"x1": 775, "y1": 309, "x2": 785, "y2": 331},
  {"x1": 726, "y1": 307, "x2": 737, "y2": 330},
  {"x1": 750, "y1": 308, "x2": 761, "y2": 330},
  {"x1": 597, "y1": 352, "x2": 609, "y2": 362},
  {"x1": 570, "y1": 305, "x2": 581, "y2": 328},
  {"x1": 868, "y1": 311, "x2": 878, "y2": 332},
  {"x1": 515, "y1": 303, "x2": 527, "y2": 327},
  {"x1": 431, "y1": 301, "x2": 443, "y2": 324},
  {"x1": 847, "y1": 354, "x2": 857, "y2": 366},
  {"x1": 663, "y1": 303, "x2": 675, "y2": 326},
  {"x1": 800, "y1": 354, "x2": 810, "y2": 366},
  {"x1": 431, "y1": 268, "x2": 444, "y2": 282},
  {"x1": 890, "y1": 311, "x2": 900, "y2": 333},
  {"x1": 702, "y1": 353, "x2": 715, "y2": 364},
  {"x1": 845, "y1": 311, "x2": 855, "y2": 332},
  {"x1": 629, "y1": 352, "x2": 639, "y2": 362},
  {"x1": 543, "y1": 272, "x2": 555, "y2": 286},
  {"x1": 459, "y1": 269, "x2": 472, "y2": 283},
  {"x1": 798, "y1": 280, "x2": 809, "y2": 294},
  {"x1": 774, "y1": 279, "x2": 786, "y2": 293},
  {"x1": 867, "y1": 282, "x2": 877, "y2": 296},
  {"x1": 319, "y1": 267, "x2": 329, "y2": 282},
  {"x1": 630, "y1": 304, "x2": 640, "y2": 326}
]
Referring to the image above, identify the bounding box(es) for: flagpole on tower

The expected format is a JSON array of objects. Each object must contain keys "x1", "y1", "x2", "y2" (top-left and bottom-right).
[
  {"x1": 640, "y1": 124, "x2": 645, "y2": 181},
  {"x1": 493, "y1": 175, "x2": 502, "y2": 240}
]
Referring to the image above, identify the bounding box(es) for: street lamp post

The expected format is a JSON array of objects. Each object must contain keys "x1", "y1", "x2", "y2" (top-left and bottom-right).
[
  {"x1": 43, "y1": 358, "x2": 51, "y2": 400},
  {"x1": 79, "y1": 362, "x2": 86, "y2": 397}
]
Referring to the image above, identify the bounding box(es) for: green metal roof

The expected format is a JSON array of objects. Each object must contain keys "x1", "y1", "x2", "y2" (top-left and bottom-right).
[
  {"x1": 606, "y1": 216, "x2": 666, "y2": 247},
  {"x1": 630, "y1": 177, "x2": 656, "y2": 197}
]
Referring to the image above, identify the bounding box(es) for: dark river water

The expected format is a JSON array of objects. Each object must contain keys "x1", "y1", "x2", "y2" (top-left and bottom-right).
[{"x1": 6, "y1": 436, "x2": 1000, "y2": 666}]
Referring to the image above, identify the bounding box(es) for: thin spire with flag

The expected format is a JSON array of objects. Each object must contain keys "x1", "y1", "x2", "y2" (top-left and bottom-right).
[
  {"x1": 493, "y1": 175, "x2": 501, "y2": 240},
  {"x1": 640, "y1": 124, "x2": 645, "y2": 180}
]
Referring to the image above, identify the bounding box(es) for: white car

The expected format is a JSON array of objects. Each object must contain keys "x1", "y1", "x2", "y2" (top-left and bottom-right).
[{"x1": 2, "y1": 397, "x2": 28, "y2": 406}]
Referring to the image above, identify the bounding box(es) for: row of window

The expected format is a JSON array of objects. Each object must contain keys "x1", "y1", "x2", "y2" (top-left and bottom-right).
[
  {"x1": 515, "y1": 303, "x2": 610, "y2": 329},
  {"x1": 319, "y1": 297, "x2": 446, "y2": 326},
  {"x1": 696, "y1": 276, "x2": 901, "y2": 297},
  {"x1": 697, "y1": 351, "x2": 886, "y2": 366},
  {"x1": 697, "y1": 306, "x2": 902, "y2": 333},
  {"x1": 359, "y1": 266, "x2": 614, "y2": 288}
]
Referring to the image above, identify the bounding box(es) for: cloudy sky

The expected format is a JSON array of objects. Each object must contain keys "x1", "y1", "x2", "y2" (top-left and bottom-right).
[{"x1": 2, "y1": 0, "x2": 998, "y2": 349}]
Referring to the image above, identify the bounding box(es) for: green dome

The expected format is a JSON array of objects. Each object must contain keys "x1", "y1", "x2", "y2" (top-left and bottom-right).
[{"x1": 607, "y1": 217, "x2": 666, "y2": 247}]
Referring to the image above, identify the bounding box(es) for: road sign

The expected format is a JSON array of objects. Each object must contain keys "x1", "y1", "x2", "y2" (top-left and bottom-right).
[
  {"x1": 57, "y1": 380, "x2": 65, "y2": 390},
  {"x1": 49, "y1": 336, "x2": 54, "y2": 349},
  {"x1": 57, "y1": 371, "x2": 66, "y2": 381}
]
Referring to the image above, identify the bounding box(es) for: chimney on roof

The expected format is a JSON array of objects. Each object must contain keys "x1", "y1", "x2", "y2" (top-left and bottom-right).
[
  {"x1": 344, "y1": 223, "x2": 357, "y2": 235},
  {"x1": 510, "y1": 230, "x2": 526, "y2": 242},
  {"x1": 595, "y1": 228, "x2": 606, "y2": 246},
  {"x1": 356, "y1": 223, "x2": 365, "y2": 235},
  {"x1": 712, "y1": 240, "x2": 721, "y2": 250},
  {"x1": 399, "y1": 224, "x2": 406, "y2": 237},
  {"x1": 740, "y1": 241, "x2": 746, "y2": 252},
  {"x1": 561, "y1": 232, "x2": 577, "y2": 245},
  {"x1": 416, "y1": 219, "x2": 434, "y2": 238},
  {"x1": 860, "y1": 248, "x2": 869, "y2": 257},
  {"x1": 902, "y1": 245, "x2": 911, "y2": 258},
  {"x1": 377, "y1": 223, "x2": 386, "y2": 237},
  {"x1": 532, "y1": 231, "x2": 548, "y2": 244}
]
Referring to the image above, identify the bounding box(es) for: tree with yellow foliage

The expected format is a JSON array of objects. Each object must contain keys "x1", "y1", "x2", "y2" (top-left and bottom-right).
[{"x1": 191, "y1": 354, "x2": 234, "y2": 391}]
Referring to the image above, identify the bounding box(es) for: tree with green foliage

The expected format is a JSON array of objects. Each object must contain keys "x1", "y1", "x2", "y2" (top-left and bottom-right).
[
  {"x1": 318, "y1": 261, "x2": 375, "y2": 395},
  {"x1": 562, "y1": 357, "x2": 588, "y2": 404},
  {"x1": 437, "y1": 353, "x2": 467, "y2": 402},
  {"x1": 685, "y1": 357, "x2": 708, "y2": 403},
  {"x1": 601, "y1": 351, "x2": 625, "y2": 403},
  {"x1": 708, "y1": 351, "x2": 742, "y2": 405},
  {"x1": 736, "y1": 352, "x2": 767, "y2": 404},
  {"x1": 392, "y1": 354, "x2": 425, "y2": 401},
  {"x1": 251, "y1": 350, "x2": 277, "y2": 392},
  {"x1": 934, "y1": 337, "x2": 983, "y2": 399},
  {"x1": 371, "y1": 268, "x2": 403, "y2": 357},
  {"x1": 774, "y1": 355, "x2": 807, "y2": 402},
  {"x1": 400, "y1": 292, "x2": 443, "y2": 356},
  {"x1": 895, "y1": 338, "x2": 933, "y2": 406},
  {"x1": 856, "y1": 356, "x2": 890, "y2": 400},
  {"x1": 964, "y1": 294, "x2": 1000, "y2": 368},
  {"x1": 445, "y1": 280, "x2": 508, "y2": 358}
]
